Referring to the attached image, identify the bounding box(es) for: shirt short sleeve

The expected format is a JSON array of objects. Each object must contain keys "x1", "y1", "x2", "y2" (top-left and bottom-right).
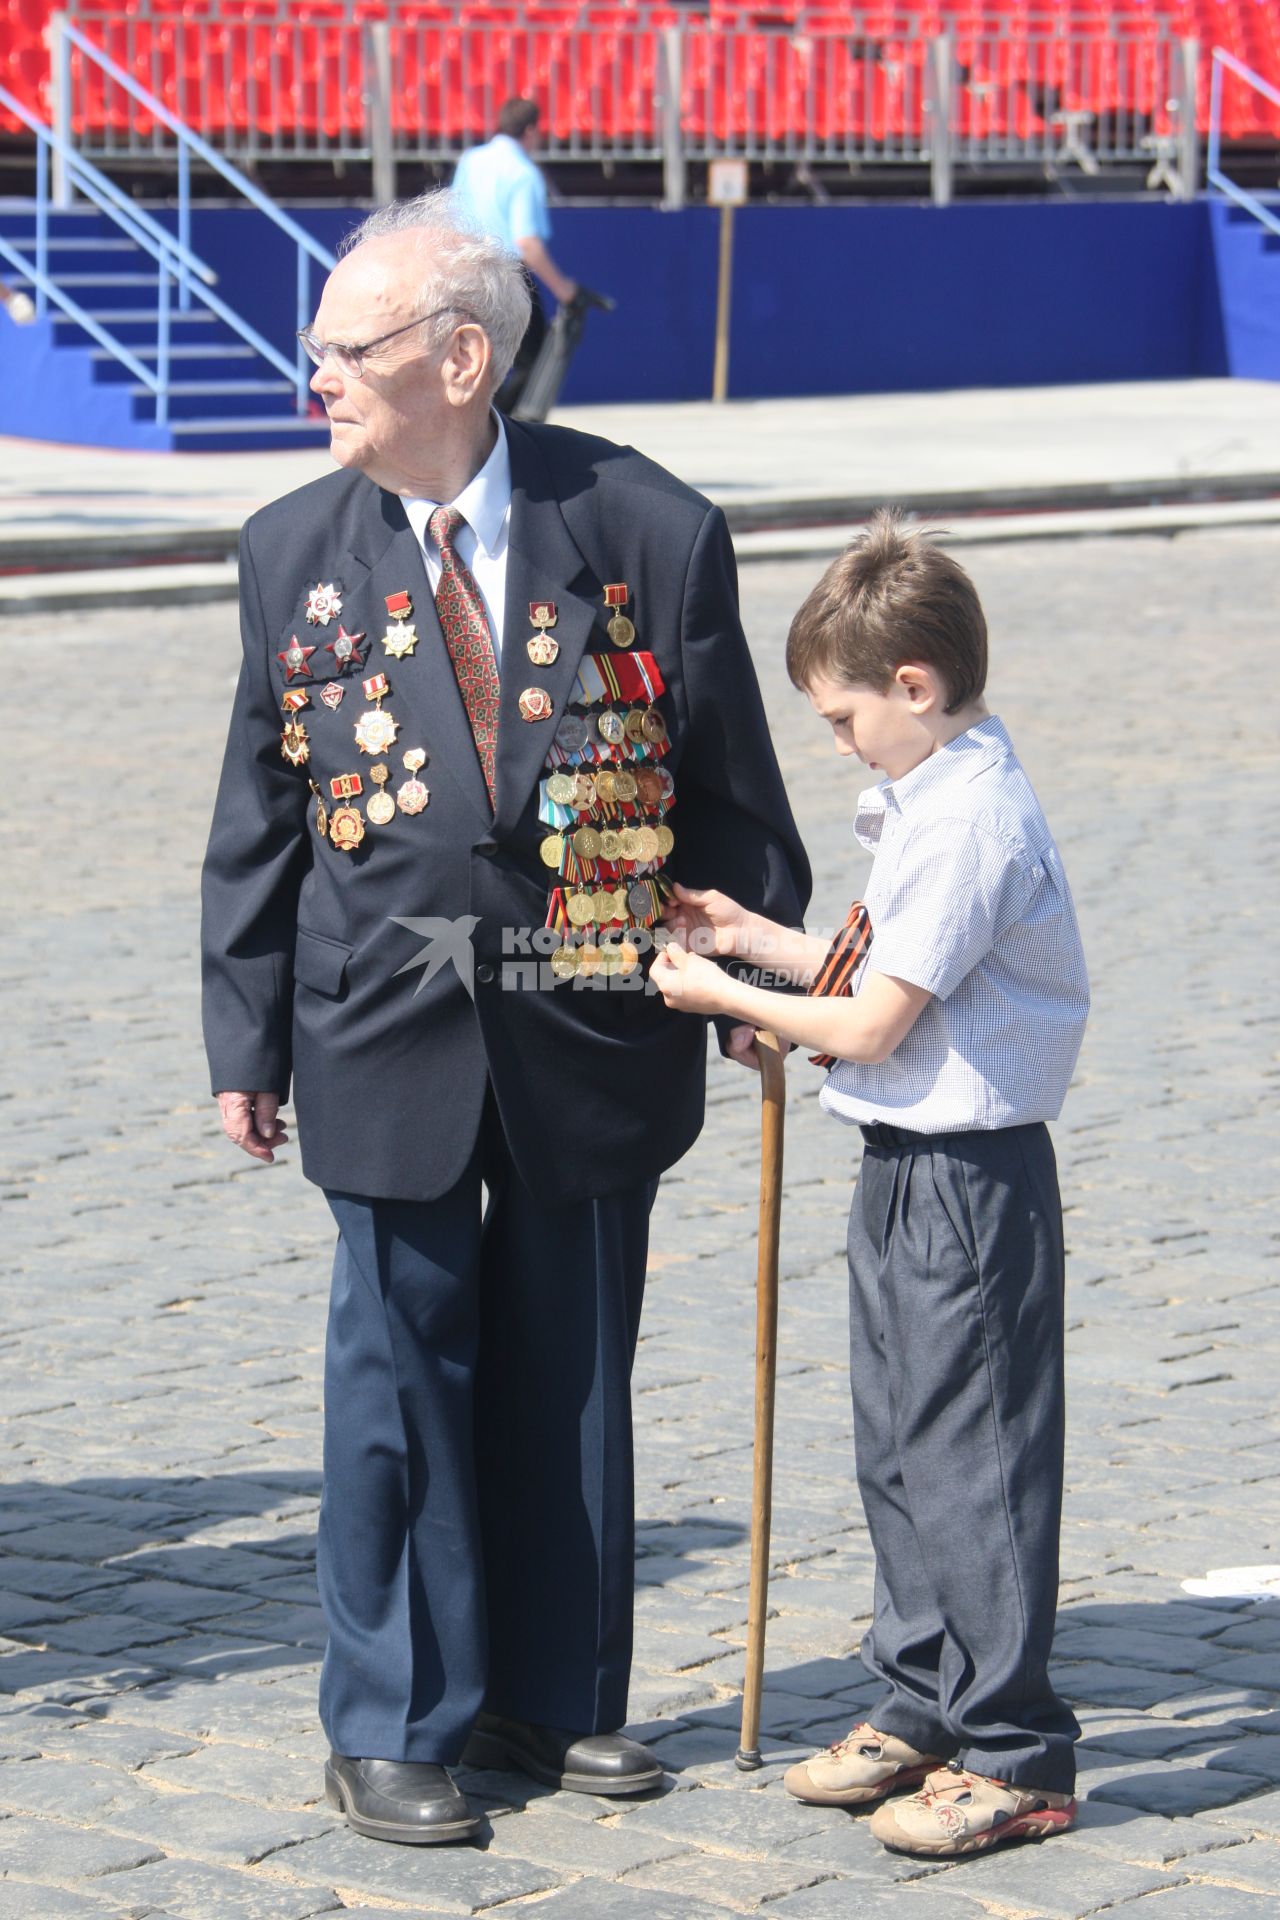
[
  {"x1": 866, "y1": 814, "x2": 1039, "y2": 1002},
  {"x1": 507, "y1": 168, "x2": 550, "y2": 244}
]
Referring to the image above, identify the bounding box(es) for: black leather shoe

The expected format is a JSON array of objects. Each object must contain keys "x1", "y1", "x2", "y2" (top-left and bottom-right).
[
  {"x1": 463, "y1": 1712, "x2": 664, "y2": 1795},
  {"x1": 324, "y1": 1752, "x2": 481, "y2": 1844}
]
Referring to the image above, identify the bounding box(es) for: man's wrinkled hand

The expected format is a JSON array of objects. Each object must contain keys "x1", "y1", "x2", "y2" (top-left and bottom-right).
[
  {"x1": 218, "y1": 1091, "x2": 290, "y2": 1164},
  {"x1": 725, "y1": 1024, "x2": 794, "y2": 1073}
]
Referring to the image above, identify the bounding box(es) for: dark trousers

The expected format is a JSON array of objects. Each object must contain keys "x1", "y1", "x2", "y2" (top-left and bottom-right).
[
  {"x1": 318, "y1": 1097, "x2": 655, "y2": 1764},
  {"x1": 495, "y1": 272, "x2": 547, "y2": 415},
  {"x1": 847, "y1": 1120, "x2": 1079, "y2": 1794}
]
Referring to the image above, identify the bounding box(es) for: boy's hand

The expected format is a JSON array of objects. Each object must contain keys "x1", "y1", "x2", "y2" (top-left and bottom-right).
[
  {"x1": 662, "y1": 882, "x2": 756, "y2": 959},
  {"x1": 651, "y1": 940, "x2": 737, "y2": 1016}
]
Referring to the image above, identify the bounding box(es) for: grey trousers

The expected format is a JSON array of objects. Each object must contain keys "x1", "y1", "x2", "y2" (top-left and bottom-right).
[{"x1": 847, "y1": 1119, "x2": 1079, "y2": 1794}]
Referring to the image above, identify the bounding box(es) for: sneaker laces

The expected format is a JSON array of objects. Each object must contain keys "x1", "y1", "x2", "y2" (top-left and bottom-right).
[{"x1": 825, "y1": 1721, "x2": 883, "y2": 1759}]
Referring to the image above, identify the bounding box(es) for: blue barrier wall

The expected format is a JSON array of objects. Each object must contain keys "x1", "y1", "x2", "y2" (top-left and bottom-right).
[
  {"x1": 1204, "y1": 198, "x2": 1280, "y2": 380},
  {"x1": 174, "y1": 197, "x2": 1240, "y2": 407}
]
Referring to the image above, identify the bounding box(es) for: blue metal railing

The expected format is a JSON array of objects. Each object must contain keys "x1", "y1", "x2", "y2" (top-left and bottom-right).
[
  {"x1": 1208, "y1": 46, "x2": 1280, "y2": 244},
  {"x1": 52, "y1": 16, "x2": 336, "y2": 410}
]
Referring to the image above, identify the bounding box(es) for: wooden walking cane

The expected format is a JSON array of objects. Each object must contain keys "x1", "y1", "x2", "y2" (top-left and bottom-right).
[{"x1": 736, "y1": 1029, "x2": 786, "y2": 1771}]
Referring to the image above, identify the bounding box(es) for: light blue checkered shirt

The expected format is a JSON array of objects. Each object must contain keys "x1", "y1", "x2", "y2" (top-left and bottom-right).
[{"x1": 821, "y1": 715, "x2": 1089, "y2": 1133}]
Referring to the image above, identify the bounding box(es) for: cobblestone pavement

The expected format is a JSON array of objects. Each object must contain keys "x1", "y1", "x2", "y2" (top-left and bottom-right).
[{"x1": 2, "y1": 527, "x2": 1278, "y2": 1919}]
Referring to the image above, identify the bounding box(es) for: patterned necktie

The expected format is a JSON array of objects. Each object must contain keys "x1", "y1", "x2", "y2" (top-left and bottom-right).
[{"x1": 428, "y1": 504, "x2": 500, "y2": 808}]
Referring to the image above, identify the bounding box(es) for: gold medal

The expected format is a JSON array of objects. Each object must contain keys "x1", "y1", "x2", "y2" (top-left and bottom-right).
[
  {"x1": 573, "y1": 826, "x2": 602, "y2": 861},
  {"x1": 656, "y1": 824, "x2": 675, "y2": 857},
  {"x1": 540, "y1": 833, "x2": 566, "y2": 868},
  {"x1": 572, "y1": 773, "x2": 597, "y2": 810},
  {"x1": 597, "y1": 710, "x2": 625, "y2": 746},
  {"x1": 551, "y1": 944, "x2": 579, "y2": 979},
  {"x1": 577, "y1": 942, "x2": 602, "y2": 977},
  {"x1": 613, "y1": 770, "x2": 639, "y2": 803},
  {"x1": 280, "y1": 719, "x2": 310, "y2": 767},
  {"x1": 642, "y1": 707, "x2": 668, "y2": 745},
  {"x1": 546, "y1": 772, "x2": 577, "y2": 807},
  {"x1": 395, "y1": 747, "x2": 430, "y2": 816},
  {"x1": 619, "y1": 939, "x2": 641, "y2": 976},
  {"x1": 597, "y1": 940, "x2": 623, "y2": 977},
  {"x1": 619, "y1": 828, "x2": 640, "y2": 861},
  {"x1": 598, "y1": 829, "x2": 623, "y2": 861},
  {"x1": 567, "y1": 890, "x2": 596, "y2": 928},
  {"x1": 527, "y1": 633, "x2": 559, "y2": 667},
  {"x1": 633, "y1": 825, "x2": 660, "y2": 862},
  {"x1": 382, "y1": 623, "x2": 419, "y2": 661},
  {"x1": 366, "y1": 764, "x2": 396, "y2": 825},
  {"x1": 603, "y1": 583, "x2": 634, "y2": 647},
  {"x1": 329, "y1": 806, "x2": 364, "y2": 851},
  {"x1": 623, "y1": 707, "x2": 648, "y2": 744},
  {"x1": 594, "y1": 768, "x2": 617, "y2": 803}
]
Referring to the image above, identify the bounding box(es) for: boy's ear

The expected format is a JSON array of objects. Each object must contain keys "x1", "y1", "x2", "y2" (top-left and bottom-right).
[{"x1": 894, "y1": 662, "x2": 939, "y2": 711}]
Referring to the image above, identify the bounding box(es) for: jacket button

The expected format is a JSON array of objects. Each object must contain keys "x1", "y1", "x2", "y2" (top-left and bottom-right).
[
  {"x1": 475, "y1": 963, "x2": 495, "y2": 986},
  {"x1": 475, "y1": 839, "x2": 497, "y2": 858}
]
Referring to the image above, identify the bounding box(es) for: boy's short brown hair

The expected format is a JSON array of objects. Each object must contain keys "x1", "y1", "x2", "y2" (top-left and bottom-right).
[{"x1": 785, "y1": 510, "x2": 987, "y2": 714}]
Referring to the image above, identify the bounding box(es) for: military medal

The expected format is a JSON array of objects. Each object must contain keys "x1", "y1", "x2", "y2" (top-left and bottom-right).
[
  {"x1": 527, "y1": 601, "x2": 560, "y2": 667},
  {"x1": 567, "y1": 890, "x2": 596, "y2": 927},
  {"x1": 320, "y1": 681, "x2": 346, "y2": 711},
  {"x1": 519, "y1": 686, "x2": 554, "y2": 723},
  {"x1": 326, "y1": 624, "x2": 368, "y2": 673},
  {"x1": 282, "y1": 689, "x2": 309, "y2": 714},
  {"x1": 613, "y1": 769, "x2": 639, "y2": 803},
  {"x1": 366, "y1": 764, "x2": 396, "y2": 826},
  {"x1": 555, "y1": 714, "x2": 588, "y2": 755},
  {"x1": 309, "y1": 778, "x2": 328, "y2": 838},
  {"x1": 540, "y1": 833, "x2": 566, "y2": 869},
  {"x1": 656, "y1": 824, "x2": 675, "y2": 856},
  {"x1": 546, "y1": 771, "x2": 577, "y2": 807},
  {"x1": 328, "y1": 773, "x2": 365, "y2": 851},
  {"x1": 280, "y1": 719, "x2": 310, "y2": 767},
  {"x1": 597, "y1": 709, "x2": 625, "y2": 746},
  {"x1": 642, "y1": 707, "x2": 668, "y2": 745},
  {"x1": 305, "y1": 581, "x2": 343, "y2": 626},
  {"x1": 623, "y1": 707, "x2": 648, "y2": 744},
  {"x1": 604, "y1": 583, "x2": 635, "y2": 647},
  {"x1": 551, "y1": 945, "x2": 579, "y2": 979},
  {"x1": 354, "y1": 672, "x2": 400, "y2": 756},
  {"x1": 278, "y1": 638, "x2": 315, "y2": 681},
  {"x1": 396, "y1": 748, "x2": 430, "y2": 815},
  {"x1": 382, "y1": 589, "x2": 419, "y2": 660}
]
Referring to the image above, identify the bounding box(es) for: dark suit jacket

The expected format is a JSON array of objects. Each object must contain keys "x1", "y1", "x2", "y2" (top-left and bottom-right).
[{"x1": 201, "y1": 419, "x2": 811, "y2": 1203}]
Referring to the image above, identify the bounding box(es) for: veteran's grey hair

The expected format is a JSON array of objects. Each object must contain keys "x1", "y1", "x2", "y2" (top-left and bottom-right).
[{"x1": 339, "y1": 190, "x2": 531, "y2": 389}]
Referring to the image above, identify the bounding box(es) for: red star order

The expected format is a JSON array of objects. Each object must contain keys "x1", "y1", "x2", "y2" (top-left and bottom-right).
[{"x1": 278, "y1": 639, "x2": 316, "y2": 681}]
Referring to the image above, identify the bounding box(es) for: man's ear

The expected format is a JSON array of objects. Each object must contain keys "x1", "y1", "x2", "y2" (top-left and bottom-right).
[{"x1": 443, "y1": 324, "x2": 492, "y2": 408}]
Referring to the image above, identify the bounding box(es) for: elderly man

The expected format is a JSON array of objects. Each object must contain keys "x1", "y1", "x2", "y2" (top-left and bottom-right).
[{"x1": 201, "y1": 192, "x2": 809, "y2": 1846}]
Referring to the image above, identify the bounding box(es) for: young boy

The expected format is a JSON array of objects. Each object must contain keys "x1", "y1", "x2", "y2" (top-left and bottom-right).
[{"x1": 651, "y1": 512, "x2": 1089, "y2": 1858}]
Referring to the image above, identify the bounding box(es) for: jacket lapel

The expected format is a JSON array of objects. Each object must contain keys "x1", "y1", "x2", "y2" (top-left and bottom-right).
[
  {"x1": 493, "y1": 421, "x2": 598, "y2": 841},
  {"x1": 344, "y1": 484, "x2": 494, "y2": 827}
]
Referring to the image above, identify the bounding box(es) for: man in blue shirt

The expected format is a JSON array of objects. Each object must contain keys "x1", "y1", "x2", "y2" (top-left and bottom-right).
[{"x1": 453, "y1": 99, "x2": 579, "y2": 411}]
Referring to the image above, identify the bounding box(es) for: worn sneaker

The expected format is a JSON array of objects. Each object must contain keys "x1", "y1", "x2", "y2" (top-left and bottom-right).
[
  {"x1": 784, "y1": 1723, "x2": 944, "y2": 1808},
  {"x1": 869, "y1": 1764, "x2": 1076, "y2": 1855}
]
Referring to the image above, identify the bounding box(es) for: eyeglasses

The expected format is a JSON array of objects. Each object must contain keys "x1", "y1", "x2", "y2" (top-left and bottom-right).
[{"x1": 297, "y1": 306, "x2": 476, "y2": 380}]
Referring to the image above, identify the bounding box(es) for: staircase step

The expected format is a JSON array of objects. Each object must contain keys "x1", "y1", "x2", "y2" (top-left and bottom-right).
[
  {"x1": 55, "y1": 308, "x2": 217, "y2": 325},
  {"x1": 9, "y1": 272, "x2": 163, "y2": 287},
  {"x1": 169, "y1": 415, "x2": 331, "y2": 450},
  {"x1": 129, "y1": 379, "x2": 295, "y2": 397},
  {"x1": 90, "y1": 343, "x2": 257, "y2": 362}
]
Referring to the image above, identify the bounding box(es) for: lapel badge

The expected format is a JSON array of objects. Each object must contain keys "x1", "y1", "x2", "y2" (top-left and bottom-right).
[
  {"x1": 280, "y1": 719, "x2": 310, "y2": 767},
  {"x1": 528, "y1": 601, "x2": 559, "y2": 665},
  {"x1": 305, "y1": 581, "x2": 343, "y2": 626},
  {"x1": 519, "y1": 686, "x2": 555, "y2": 723},
  {"x1": 281, "y1": 689, "x2": 309, "y2": 714},
  {"x1": 397, "y1": 747, "x2": 430, "y2": 815},
  {"x1": 386, "y1": 590, "x2": 413, "y2": 621},
  {"x1": 326, "y1": 624, "x2": 367, "y2": 673},
  {"x1": 320, "y1": 681, "x2": 346, "y2": 710},
  {"x1": 603, "y1": 583, "x2": 635, "y2": 648},
  {"x1": 278, "y1": 638, "x2": 315, "y2": 681}
]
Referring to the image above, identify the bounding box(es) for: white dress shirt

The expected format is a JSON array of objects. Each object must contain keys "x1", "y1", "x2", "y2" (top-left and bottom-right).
[
  {"x1": 821, "y1": 716, "x2": 1090, "y2": 1133},
  {"x1": 402, "y1": 413, "x2": 512, "y2": 660}
]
